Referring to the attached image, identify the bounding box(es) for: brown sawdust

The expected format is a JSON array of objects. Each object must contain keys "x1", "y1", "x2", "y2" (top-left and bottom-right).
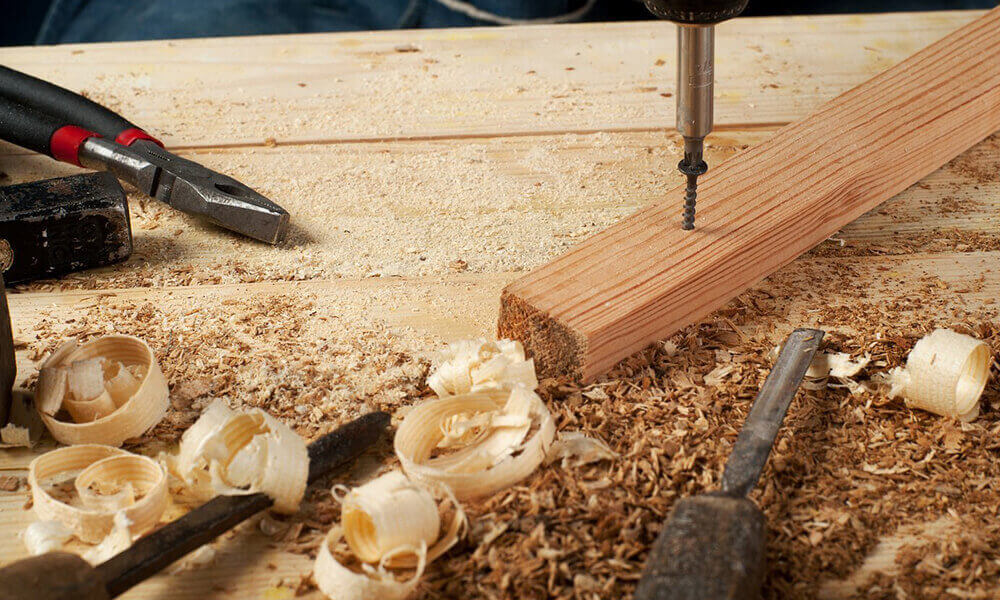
[
  {"x1": 23, "y1": 293, "x2": 429, "y2": 448},
  {"x1": 8, "y1": 137, "x2": 1000, "y2": 597},
  {"x1": 1, "y1": 58, "x2": 997, "y2": 597},
  {"x1": 188, "y1": 256, "x2": 998, "y2": 599}
]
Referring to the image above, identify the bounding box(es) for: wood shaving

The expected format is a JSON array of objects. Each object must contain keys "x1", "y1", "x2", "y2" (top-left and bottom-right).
[
  {"x1": 28, "y1": 444, "x2": 168, "y2": 546},
  {"x1": 884, "y1": 328, "x2": 990, "y2": 421},
  {"x1": 315, "y1": 471, "x2": 466, "y2": 600},
  {"x1": 165, "y1": 400, "x2": 309, "y2": 513},
  {"x1": 427, "y1": 339, "x2": 536, "y2": 397},
  {"x1": 544, "y1": 431, "x2": 617, "y2": 469},
  {"x1": 36, "y1": 335, "x2": 169, "y2": 446}
]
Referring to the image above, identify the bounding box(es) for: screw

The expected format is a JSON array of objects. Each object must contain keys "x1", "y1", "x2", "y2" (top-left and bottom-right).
[{"x1": 678, "y1": 158, "x2": 707, "y2": 230}]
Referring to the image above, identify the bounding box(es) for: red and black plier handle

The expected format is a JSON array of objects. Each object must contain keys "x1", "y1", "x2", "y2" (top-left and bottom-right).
[
  {"x1": 0, "y1": 65, "x2": 162, "y2": 167},
  {"x1": 0, "y1": 65, "x2": 288, "y2": 244}
]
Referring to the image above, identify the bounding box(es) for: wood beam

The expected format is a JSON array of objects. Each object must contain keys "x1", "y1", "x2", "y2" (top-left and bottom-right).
[{"x1": 498, "y1": 7, "x2": 1000, "y2": 382}]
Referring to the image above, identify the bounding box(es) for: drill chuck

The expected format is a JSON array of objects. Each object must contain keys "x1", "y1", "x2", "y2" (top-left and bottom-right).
[{"x1": 643, "y1": 0, "x2": 748, "y2": 25}]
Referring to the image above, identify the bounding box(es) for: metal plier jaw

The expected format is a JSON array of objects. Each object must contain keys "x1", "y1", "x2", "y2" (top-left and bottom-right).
[{"x1": 79, "y1": 138, "x2": 289, "y2": 244}]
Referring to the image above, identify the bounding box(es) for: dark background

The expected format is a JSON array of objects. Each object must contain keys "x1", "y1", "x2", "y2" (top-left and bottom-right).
[{"x1": 1, "y1": 0, "x2": 993, "y2": 47}]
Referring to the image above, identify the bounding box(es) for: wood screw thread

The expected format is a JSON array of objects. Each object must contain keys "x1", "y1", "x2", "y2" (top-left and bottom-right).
[
  {"x1": 678, "y1": 159, "x2": 707, "y2": 231},
  {"x1": 682, "y1": 174, "x2": 698, "y2": 230}
]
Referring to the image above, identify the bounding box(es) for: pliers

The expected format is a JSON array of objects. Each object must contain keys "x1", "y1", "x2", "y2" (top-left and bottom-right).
[{"x1": 0, "y1": 65, "x2": 288, "y2": 244}]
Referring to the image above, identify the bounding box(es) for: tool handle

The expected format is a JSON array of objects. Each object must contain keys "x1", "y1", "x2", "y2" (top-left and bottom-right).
[
  {"x1": 0, "y1": 552, "x2": 109, "y2": 600},
  {"x1": 95, "y1": 411, "x2": 390, "y2": 597},
  {"x1": 0, "y1": 66, "x2": 147, "y2": 144},
  {"x1": 0, "y1": 94, "x2": 108, "y2": 167},
  {"x1": 720, "y1": 328, "x2": 823, "y2": 498},
  {"x1": 0, "y1": 95, "x2": 71, "y2": 155}
]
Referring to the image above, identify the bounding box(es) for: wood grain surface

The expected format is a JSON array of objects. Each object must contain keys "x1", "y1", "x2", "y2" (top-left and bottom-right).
[
  {"x1": 0, "y1": 10, "x2": 993, "y2": 599},
  {"x1": 499, "y1": 7, "x2": 1000, "y2": 382}
]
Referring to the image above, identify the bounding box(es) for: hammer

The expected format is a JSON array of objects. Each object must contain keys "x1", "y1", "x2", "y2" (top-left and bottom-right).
[
  {"x1": 0, "y1": 411, "x2": 389, "y2": 600},
  {"x1": 635, "y1": 328, "x2": 824, "y2": 600},
  {"x1": 0, "y1": 172, "x2": 132, "y2": 284}
]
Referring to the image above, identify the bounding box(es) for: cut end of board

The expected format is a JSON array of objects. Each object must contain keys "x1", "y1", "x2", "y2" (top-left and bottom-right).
[{"x1": 497, "y1": 288, "x2": 588, "y2": 382}]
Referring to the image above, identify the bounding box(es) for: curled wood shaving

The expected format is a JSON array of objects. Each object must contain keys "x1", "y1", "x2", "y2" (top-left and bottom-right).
[
  {"x1": 340, "y1": 471, "x2": 440, "y2": 564},
  {"x1": 885, "y1": 328, "x2": 991, "y2": 421},
  {"x1": 27, "y1": 444, "x2": 167, "y2": 545},
  {"x1": 544, "y1": 431, "x2": 618, "y2": 469},
  {"x1": 35, "y1": 336, "x2": 168, "y2": 446},
  {"x1": 427, "y1": 339, "x2": 537, "y2": 397},
  {"x1": 167, "y1": 400, "x2": 308, "y2": 513},
  {"x1": 23, "y1": 520, "x2": 73, "y2": 555},
  {"x1": 316, "y1": 471, "x2": 466, "y2": 600},
  {"x1": 316, "y1": 526, "x2": 426, "y2": 600},
  {"x1": 395, "y1": 386, "x2": 555, "y2": 500},
  {"x1": 339, "y1": 471, "x2": 466, "y2": 568}
]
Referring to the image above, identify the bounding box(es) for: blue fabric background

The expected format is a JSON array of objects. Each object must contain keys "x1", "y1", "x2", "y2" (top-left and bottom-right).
[
  {"x1": 29, "y1": 0, "x2": 999, "y2": 45},
  {"x1": 36, "y1": 0, "x2": 590, "y2": 43}
]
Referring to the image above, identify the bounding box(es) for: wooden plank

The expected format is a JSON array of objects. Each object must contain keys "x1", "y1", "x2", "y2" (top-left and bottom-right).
[
  {"x1": 1, "y1": 131, "x2": 997, "y2": 293},
  {"x1": 498, "y1": 8, "x2": 1000, "y2": 382},
  {"x1": 0, "y1": 12, "x2": 979, "y2": 147}
]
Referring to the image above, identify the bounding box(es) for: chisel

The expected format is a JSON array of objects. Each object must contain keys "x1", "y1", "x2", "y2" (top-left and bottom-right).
[
  {"x1": 0, "y1": 411, "x2": 390, "y2": 600},
  {"x1": 635, "y1": 328, "x2": 824, "y2": 600}
]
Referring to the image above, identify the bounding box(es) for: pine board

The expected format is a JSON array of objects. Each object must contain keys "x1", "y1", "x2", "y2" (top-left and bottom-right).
[{"x1": 0, "y1": 10, "x2": 994, "y2": 599}]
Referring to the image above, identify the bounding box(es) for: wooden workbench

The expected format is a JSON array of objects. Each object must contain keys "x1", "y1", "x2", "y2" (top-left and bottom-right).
[{"x1": 1, "y1": 10, "x2": 997, "y2": 599}]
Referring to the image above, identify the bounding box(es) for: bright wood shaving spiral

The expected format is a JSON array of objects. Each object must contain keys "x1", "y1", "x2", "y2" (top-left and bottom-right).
[
  {"x1": 427, "y1": 339, "x2": 537, "y2": 397},
  {"x1": 395, "y1": 386, "x2": 555, "y2": 500},
  {"x1": 27, "y1": 444, "x2": 167, "y2": 545},
  {"x1": 166, "y1": 400, "x2": 309, "y2": 513},
  {"x1": 35, "y1": 336, "x2": 168, "y2": 446},
  {"x1": 316, "y1": 471, "x2": 466, "y2": 600},
  {"x1": 887, "y1": 328, "x2": 991, "y2": 421},
  {"x1": 314, "y1": 338, "x2": 551, "y2": 600}
]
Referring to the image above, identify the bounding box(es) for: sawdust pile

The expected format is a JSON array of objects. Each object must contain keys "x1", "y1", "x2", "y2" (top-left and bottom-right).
[
  {"x1": 216, "y1": 287, "x2": 996, "y2": 599},
  {"x1": 16, "y1": 257, "x2": 1000, "y2": 600},
  {"x1": 396, "y1": 314, "x2": 1000, "y2": 599},
  {"x1": 25, "y1": 293, "x2": 429, "y2": 446}
]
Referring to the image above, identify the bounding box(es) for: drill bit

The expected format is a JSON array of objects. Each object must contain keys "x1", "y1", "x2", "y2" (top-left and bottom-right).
[
  {"x1": 675, "y1": 25, "x2": 714, "y2": 231},
  {"x1": 678, "y1": 138, "x2": 707, "y2": 230}
]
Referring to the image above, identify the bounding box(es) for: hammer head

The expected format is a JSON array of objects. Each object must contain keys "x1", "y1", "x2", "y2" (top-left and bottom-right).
[
  {"x1": 635, "y1": 495, "x2": 765, "y2": 600},
  {"x1": 0, "y1": 172, "x2": 132, "y2": 284}
]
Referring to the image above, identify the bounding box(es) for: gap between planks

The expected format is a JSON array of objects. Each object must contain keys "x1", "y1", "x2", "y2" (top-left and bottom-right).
[{"x1": 0, "y1": 11, "x2": 981, "y2": 148}]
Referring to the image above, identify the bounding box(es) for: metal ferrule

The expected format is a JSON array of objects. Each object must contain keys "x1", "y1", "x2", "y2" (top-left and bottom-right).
[
  {"x1": 676, "y1": 24, "x2": 714, "y2": 145},
  {"x1": 78, "y1": 137, "x2": 158, "y2": 197}
]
